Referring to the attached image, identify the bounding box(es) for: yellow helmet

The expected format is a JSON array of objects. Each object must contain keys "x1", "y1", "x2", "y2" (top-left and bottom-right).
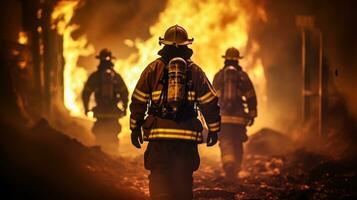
[
  {"x1": 222, "y1": 47, "x2": 243, "y2": 60},
  {"x1": 159, "y1": 25, "x2": 194, "y2": 46}
]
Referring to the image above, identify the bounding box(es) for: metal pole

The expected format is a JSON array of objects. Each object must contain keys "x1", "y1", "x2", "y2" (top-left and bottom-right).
[
  {"x1": 301, "y1": 29, "x2": 306, "y2": 123},
  {"x1": 318, "y1": 30, "x2": 323, "y2": 136}
]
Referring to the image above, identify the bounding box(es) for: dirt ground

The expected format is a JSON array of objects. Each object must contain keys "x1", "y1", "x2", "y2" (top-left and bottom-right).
[{"x1": 1, "y1": 120, "x2": 356, "y2": 200}]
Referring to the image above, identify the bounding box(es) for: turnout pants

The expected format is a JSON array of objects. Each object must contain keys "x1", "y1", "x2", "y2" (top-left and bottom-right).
[
  {"x1": 219, "y1": 124, "x2": 248, "y2": 179},
  {"x1": 144, "y1": 140, "x2": 200, "y2": 200},
  {"x1": 92, "y1": 118, "x2": 121, "y2": 154}
]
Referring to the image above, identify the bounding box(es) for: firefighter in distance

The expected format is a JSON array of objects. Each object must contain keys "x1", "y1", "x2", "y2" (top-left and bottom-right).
[
  {"x1": 82, "y1": 49, "x2": 128, "y2": 155},
  {"x1": 213, "y1": 47, "x2": 257, "y2": 180}
]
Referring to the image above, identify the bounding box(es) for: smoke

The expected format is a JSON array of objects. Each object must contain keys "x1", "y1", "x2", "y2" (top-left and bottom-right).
[
  {"x1": 72, "y1": 0, "x2": 167, "y2": 70},
  {"x1": 64, "y1": 0, "x2": 357, "y2": 158}
]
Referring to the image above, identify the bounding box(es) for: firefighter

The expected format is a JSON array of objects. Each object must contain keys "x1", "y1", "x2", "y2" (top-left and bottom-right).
[
  {"x1": 129, "y1": 25, "x2": 220, "y2": 200},
  {"x1": 82, "y1": 48, "x2": 128, "y2": 155},
  {"x1": 213, "y1": 47, "x2": 257, "y2": 181}
]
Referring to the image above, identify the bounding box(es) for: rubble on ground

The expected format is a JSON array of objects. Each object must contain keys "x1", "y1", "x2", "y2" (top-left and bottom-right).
[{"x1": 1, "y1": 122, "x2": 355, "y2": 199}]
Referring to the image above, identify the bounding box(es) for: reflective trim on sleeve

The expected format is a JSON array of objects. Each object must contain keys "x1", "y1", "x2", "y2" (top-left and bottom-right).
[
  {"x1": 198, "y1": 91, "x2": 216, "y2": 104},
  {"x1": 221, "y1": 115, "x2": 248, "y2": 125},
  {"x1": 135, "y1": 89, "x2": 150, "y2": 97},
  {"x1": 133, "y1": 89, "x2": 149, "y2": 102},
  {"x1": 207, "y1": 121, "x2": 220, "y2": 132},
  {"x1": 209, "y1": 126, "x2": 220, "y2": 132},
  {"x1": 151, "y1": 91, "x2": 161, "y2": 101},
  {"x1": 130, "y1": 118, "x2": 137, "y2": 129},
  {"x1": 146, "y1": 128, "x2": 203, "y2": 142}
]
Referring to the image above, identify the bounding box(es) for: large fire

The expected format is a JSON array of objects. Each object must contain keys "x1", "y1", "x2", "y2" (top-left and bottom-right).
[
  {"x1": 52, "y1": 1, "x2": 95, "y2": 117},
  {"x1": 52, "y1": 0, "x2": 267, "y2": 135}
]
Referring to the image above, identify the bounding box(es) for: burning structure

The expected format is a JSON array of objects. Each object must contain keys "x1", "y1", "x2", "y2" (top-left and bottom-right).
[{"x1": 0, "y1": 0, "x2": 356, "y2": 199}]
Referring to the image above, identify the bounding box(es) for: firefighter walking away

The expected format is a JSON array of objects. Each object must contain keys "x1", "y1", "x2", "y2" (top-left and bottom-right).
[
  {"x1": 213, "y1": 47, "x2": 257, "y2": 181},
  {"x1": 129, "y1": 25, "x2": 221, "y2": 200},
  {"x1": 82, "y1": 49, "x2": 128, "y2": 155}
]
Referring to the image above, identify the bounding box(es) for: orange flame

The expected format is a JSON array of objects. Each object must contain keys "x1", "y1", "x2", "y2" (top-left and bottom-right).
[
  {"x1": 52, "y1": 0, "x2": 267, "y2": 136},
  {"x1": 116, "y1": 0, "x2": 267, "y2": 134},
  {"x1": 52, "y1": 1, "x2": 95, "y2": 118}
]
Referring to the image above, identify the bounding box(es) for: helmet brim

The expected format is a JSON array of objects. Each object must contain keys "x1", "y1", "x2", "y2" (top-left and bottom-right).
[
  {"x1": 222, "y1": 55, "x2": 244, "y2": 60},
  {"x1": 159, "y1": 37, "x2": 194, "y2": 46}
]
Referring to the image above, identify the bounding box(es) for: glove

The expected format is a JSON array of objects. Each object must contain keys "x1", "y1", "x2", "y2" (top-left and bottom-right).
[
  {"x1": 131, "y1": 129, "x2": 143, "y2": 149},
  {"x1": 248, "y1": 118, "x2": 255, "y2": 126},
  {"x1": 207, "y1": 132, "x2": 218, "y2": 147}
]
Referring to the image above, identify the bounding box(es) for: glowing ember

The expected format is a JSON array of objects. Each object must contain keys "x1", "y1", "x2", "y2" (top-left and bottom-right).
[{"x1": 18, "y1": 31, "x2": 28, "y2": 45}]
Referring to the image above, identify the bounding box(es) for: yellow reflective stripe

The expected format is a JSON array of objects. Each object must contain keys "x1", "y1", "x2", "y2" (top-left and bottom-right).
[
  {"x1": 151, "y1": 128, "x2": 199, "y2": 134},
  {"x1": 135, "y1": 89, "x2": 149, "y2": 98},
  {"x1": 199, "y1": 91, "x2": 213, "y2": 101},
  {"x1": 132, "y1": 93, "x2": 147, "y2": 102},
  {"x1": 151, "y1": 91, "x2": 161, "y2": 101},
  {"x1": 222, "y1": 154, "x2": 235, "y2": 163},
  {"x1": 151, "y1": 96, "x2": 160, "y2": 101},
  {"x1": 221, "y1": 116, "x2": 247, "y2": 124},
  {"x1": 130, "y1": 118, "x2": 137, "y2": 128},
  {"x1": 200, "y1": 95, "x2": 216, "y2": 104},
  {"x1": 198, "y1": 91, "x2": 216, "y2": 104},
  {"x1": 152, "y1": 90, "x2": 162, "y2": 96},
  {"x1": 208, "y1": 121, "x2": 220, "y2": 132},
  {"x1": 148, "y1": 128, "x2": 202, "y2": 141},
  {"x1": 133, "y1": 88, "x2": 149, "y2": 102},
  {"x1": 245, "y1": 90, "x2": 255, "y2": 98},
  {"x1": 148, "y1": 134, "x2": 202, "y2": 141},
  {"x1": 130, "y1": 118, "x2": 136, "y2": 123},
  {"x1": 210, "y1": 126, "x2": 220, "y2": 132},
  {"x1": 208, "y1": 121, "x2": 220, "y2": 128}
]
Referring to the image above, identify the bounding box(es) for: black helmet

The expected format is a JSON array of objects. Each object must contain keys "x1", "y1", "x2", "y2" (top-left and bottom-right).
[
  {"x1": 222, "y1": 47, "x2": 243, "y2": 60},
  {"x1": 96, "y1": 48, "x2": 116, "y2": 61}
]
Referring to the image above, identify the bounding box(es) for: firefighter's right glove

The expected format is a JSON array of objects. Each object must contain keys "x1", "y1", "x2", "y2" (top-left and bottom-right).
[
  {"x1": 207, "y1": 132, "x2": 218, "y2": 147},
  {"x1": 131, "y1": 129, "x2": 143, "y2": 149}
]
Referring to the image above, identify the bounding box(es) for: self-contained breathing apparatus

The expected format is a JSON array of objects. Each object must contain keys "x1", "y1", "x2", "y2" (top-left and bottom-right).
[
  {"x1": 148, "y1": 57, "x2": 196, "y2": 120},
  {"x1": 221, "y1": 65, "x2": 239, "y2": 112},
  {"x1": 101, "y1": 68, "x2": 116, "y2": 102},
  {"x1": 92, "y1": 68, "x2": 125, "y2": 119}
]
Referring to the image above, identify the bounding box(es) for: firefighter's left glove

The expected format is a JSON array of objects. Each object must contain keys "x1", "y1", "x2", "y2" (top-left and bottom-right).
[
  {"x1": 131, "y1": 129, "x2": 143, "y2": 149},
  {"x1": 207, "y1": 132, "x2": 218, "y2": 147}
]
